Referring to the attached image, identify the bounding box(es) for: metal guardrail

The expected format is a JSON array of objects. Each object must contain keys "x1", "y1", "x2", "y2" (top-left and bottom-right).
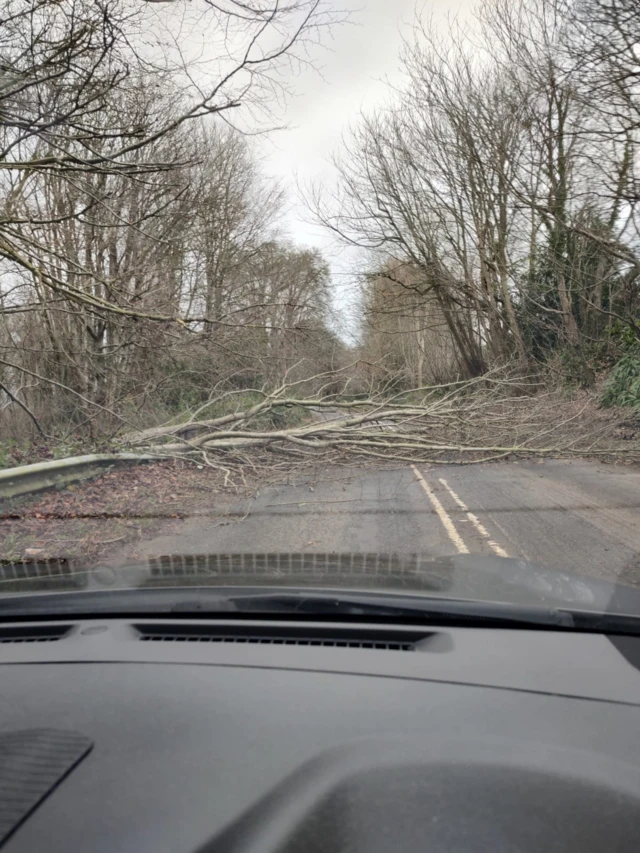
[{"x1": 0, "y1": 453, "x2": 158, "y2": 500}]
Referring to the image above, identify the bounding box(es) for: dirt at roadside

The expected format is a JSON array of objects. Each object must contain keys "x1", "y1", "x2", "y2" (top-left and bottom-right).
[{"x1": 0, "y1": 460, "x2": 250, "y2": 564}]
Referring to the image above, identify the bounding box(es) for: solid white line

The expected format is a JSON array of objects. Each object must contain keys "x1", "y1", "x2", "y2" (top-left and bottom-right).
[
  {"x1": 411, "y1": 465, "x2": 469, "y2": 554},
  {"x1": 438, "y1": 477, "x2": 509, "y2": 557}
]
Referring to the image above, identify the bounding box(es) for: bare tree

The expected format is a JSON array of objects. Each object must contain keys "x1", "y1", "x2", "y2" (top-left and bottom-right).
[
  {"x1": 361, "y1": 260, "x2": 460, "y2": 389},
  {"x1": 0, "y1": 0, "x2": 341, "y2": 321},
  {"x1": 0, "y1": 0, "x2": 345, "y2": 439},
  {"x1": 310, "y1": 0, "x2": 639, "y2": 390}
]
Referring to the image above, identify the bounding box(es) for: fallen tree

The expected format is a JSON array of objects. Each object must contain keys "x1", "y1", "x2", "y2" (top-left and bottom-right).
[{"x1": 117, "y1": 368, "x2": 640, "y2": 483}]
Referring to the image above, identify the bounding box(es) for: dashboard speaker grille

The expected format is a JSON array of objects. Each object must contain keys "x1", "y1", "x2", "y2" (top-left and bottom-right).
[{"x1": 0, "y1": 729, "x2": 93, "y2": 846}]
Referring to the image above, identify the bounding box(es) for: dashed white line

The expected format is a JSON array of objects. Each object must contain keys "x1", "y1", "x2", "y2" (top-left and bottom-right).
[
  {"x1": 411, "y1": 465, "x2": 469, "y2": 554},
  {"x1": 437, "y1": 477, "x2": 509, "y2": 557}
]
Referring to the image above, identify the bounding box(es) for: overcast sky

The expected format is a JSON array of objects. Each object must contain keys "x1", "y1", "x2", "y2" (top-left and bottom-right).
[
  {"x1": 254, "y1": 0, "x2": 473, "y2": 334},
  {"x1": 150, "y1": 0, "x2": 475, "y2": 335},
  {"x1": 263, "y1": 0, "x2": 418, "y2": 243}
]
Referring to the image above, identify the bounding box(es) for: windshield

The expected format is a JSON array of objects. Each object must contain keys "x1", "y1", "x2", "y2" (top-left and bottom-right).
[{"x1": 0, "y1": 0, "x2": 639, "y2": 621}]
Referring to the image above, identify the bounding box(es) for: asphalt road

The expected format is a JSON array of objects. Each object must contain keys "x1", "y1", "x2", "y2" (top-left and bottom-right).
[{"x1": 118, "y1": 459, "x2": 640, "y2": 586}]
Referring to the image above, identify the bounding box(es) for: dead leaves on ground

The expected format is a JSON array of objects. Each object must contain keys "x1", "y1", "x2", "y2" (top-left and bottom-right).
[{"x1": 1, "y1": 460, "x2": 230, "y2": 563}]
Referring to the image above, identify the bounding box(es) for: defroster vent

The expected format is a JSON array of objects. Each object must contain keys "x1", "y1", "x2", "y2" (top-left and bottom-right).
[
  {"x1": 0, "y1": 625, "x2": 71, "y2": 644},
  {"x1": 135, "y1": 624, "x2": 416, "y2": 651}
]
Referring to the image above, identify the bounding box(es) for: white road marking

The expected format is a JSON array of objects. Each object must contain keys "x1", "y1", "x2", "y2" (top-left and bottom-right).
[
  {"x1": 438, "y1": 477, "x2": 509, "y2": 557},
  {"x1": 485, "y1": 511, "x2": 530, "y2": 561},
  {"x1": 411, "y1": 465, "x2": 469, "y2": 554}
]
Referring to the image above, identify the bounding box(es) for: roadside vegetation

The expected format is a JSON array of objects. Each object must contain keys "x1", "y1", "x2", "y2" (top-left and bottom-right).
[{"x1": 1, "y1": 0, "x2": 639, "y2": 478}]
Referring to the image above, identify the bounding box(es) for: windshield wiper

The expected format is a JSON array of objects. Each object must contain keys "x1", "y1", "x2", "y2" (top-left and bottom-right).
[
  {"x1": 222, "y1": 590, "x2": 576, "y2": 628},
  {"x1": 4, "y1": 586, "x2": 640, "y2": 635},
  {"x1": 0, "y1": 585, "x2": 575, "y2": 630},
  {"x1": 221, "y1": 592, "x2": 640, "y2": 635}
]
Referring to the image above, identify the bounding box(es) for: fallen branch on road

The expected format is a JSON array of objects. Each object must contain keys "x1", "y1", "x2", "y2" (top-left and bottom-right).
[{"x1": 116, "y1": 370, "x2": 640, "y2": 479}]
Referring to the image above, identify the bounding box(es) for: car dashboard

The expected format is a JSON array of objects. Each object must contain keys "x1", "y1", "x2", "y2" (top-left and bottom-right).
[{"x1": 1, "y1": 617, "x2": 640, "y2": 852}]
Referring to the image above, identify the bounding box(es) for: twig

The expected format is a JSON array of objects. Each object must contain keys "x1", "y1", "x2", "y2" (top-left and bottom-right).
[{"x1": 0, "y1": 381, "x2": 46, "y2": 437}]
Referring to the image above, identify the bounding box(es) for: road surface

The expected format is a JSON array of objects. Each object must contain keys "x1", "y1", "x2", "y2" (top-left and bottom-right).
[{"x1": 115, "y1": 459, "x2": 640, "y2": 586}]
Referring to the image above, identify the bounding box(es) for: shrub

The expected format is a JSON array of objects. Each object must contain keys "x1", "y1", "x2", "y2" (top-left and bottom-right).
[{"x1": 600, "y1": 353, "x2": 640, "y2": 408}]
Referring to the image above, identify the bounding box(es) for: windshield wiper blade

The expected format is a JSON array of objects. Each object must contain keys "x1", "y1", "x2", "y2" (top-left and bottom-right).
[
  {"x1": 0, "y1": 585, "x2": 576, "y2": 629},
  {"x1": 0, "y1": 587, "x2": 238, "y2": 618},
  {"x1": 5, "y1": 586, "x2": 640, "y2": 635},
  {"x1": 565, "y1": 609, "x2": 640, "y2": 636},
  {"x1": 0, "y1": 585, "x2": 573, "y2": 627},
  {"x1": 223, "y1": 590, "x2": 576, "y2": 628}
]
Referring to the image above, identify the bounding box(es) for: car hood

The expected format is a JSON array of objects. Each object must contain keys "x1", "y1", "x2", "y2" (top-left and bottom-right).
[{"x1": 4, "y1": 552, "x2": 640, "y2": 616}]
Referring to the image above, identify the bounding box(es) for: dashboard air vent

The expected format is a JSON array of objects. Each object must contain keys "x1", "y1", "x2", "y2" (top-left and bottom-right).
[
  {"x1": 0, "y1": 625, "x2": 71, "y2": 644},
  {"x1": 136, "y1": 625, "x2": 416, "y2": 651}
]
